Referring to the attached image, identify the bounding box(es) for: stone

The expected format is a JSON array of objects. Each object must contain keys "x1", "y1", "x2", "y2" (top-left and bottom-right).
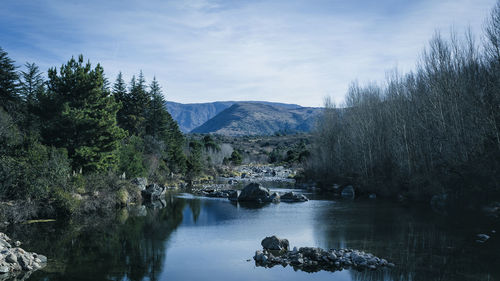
[
  {"x1": 280, "y1": 192, "x2": 308, "y2": 202},
  {"x1": 238, "y1": 183, "x2": 271, "y2": 202},
  {"x1": 14, "y1": 241, "x2": 21, "y2": 247},
  {"x1": 0, "y1": 266, "x2": 8, "y2": 273},
  {"x1": 6, "y1": 254, "x2": 17, "y2": 264},
  {"x1": 476, "y1": 234, "x2": 490, "y2": 243},
  {"x1": 141, "y1": 183, "x2": 166, "y2": 202},
  {"x1": 265, "y1": 192, "x2": 280, "y2": 203},
  {"x1": 341, "y1": 186, "x2": 355, "y2": 199},
  {"x1": 261, "y1": 236, "x2": 289, "y2": 251},
  {"x1": 131, "y1": 177, "x2": 148, "y2": 191},
  {"x1": 228, "y1": 190, "x2": 239, "y2": 202}
]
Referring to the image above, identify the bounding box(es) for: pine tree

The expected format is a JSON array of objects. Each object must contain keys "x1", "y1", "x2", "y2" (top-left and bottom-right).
[
  {"x1": 42, "y1": 55, "x2": 126, "y2": 172},
  {"x1": 116, "y1": 71, "x2": 150, "y2": 136},
  {"x1": 145, "y1": 77, "x2": 169, "y2": 139},
  {"x1": 0, "y1": 47, "x2": 20, "y2": 115},
  {"x1": 112, "y1": 72, "x2": 129, "y2": 132},
  {"x1": 19, "y1": 62, "x2": 45, "y2": 133}
]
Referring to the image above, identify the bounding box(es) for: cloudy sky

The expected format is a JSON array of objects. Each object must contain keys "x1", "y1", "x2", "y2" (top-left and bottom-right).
[{"x1": 0, "y1": 0, "x2": 496, "y2": 107}]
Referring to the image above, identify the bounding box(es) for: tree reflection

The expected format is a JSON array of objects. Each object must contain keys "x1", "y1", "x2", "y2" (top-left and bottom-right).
[
  {"x1": 5, "y1": 192, "x2": 189, "y2": 281},
  {"x1": 313, "y1": 200, "x2": 500, "y2": 281}
]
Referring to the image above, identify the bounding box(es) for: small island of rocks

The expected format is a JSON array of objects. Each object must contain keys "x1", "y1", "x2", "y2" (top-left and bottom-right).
[{"x1": 253, "y1": 236, "x2": 395, "y2": 273}]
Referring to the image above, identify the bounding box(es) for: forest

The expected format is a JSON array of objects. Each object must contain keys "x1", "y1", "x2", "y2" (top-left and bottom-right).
[
  {"x1": 308, "y1": 2, "x2": 500, "y2": 204},
  {"x1": 0, "y1": 52, "x2": 209, "y2": 219}
]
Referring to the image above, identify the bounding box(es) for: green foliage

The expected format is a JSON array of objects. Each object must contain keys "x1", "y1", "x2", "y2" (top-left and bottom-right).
[
  {"x1": 186, "y1": 140, "x2": 203, "y2": 179},
  {"x1": 202, "y1": 135, "x2": 220, "y2": 151},
  {"x1": 114, "y1": 72, "x2": 150, "y2": 136},
  {"x1": 0, "y1": 47, "x2": 20, "y2": 115},
  {"x1": 118, "y1": 136, "x2": 146, "y2": 179},
  {"x1": 51, "y1": 188, "x2": 79, "y2": 218},
  {"x1": 229, "y1": 150, "x2": 243, "y2": 165},
  {"x1": 18, "y1": 62, "x2": 45, "y2": 133},
  {"x1": 41, "y1": 55, "x2": 126, "y2": 172}
]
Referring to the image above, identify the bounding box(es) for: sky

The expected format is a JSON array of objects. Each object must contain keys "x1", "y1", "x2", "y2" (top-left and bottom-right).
[{"x1": 0, "y1": 0, "x2": 496, "y2": 107}]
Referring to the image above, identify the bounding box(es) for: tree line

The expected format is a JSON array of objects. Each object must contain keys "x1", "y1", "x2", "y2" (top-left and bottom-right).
[
  {"x1": 0, "y1": 50, "x2": 203, "y2": 213},
  {"x1": 308, "y1": 2, "x2": 500, "y2": 202}
]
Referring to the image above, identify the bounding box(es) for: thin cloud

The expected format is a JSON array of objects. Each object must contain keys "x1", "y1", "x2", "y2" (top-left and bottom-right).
[{"x1": 0, "y1": 0, "x2": 496, "y2": 107}]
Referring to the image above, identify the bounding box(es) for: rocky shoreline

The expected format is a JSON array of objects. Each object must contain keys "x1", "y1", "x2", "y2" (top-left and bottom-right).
[
  {"x1": 253, "y1": 236, "x2": 394, "y2": 273},
  {"x1": 0, "y1": 233, "x2": 46, "y2": 280}
]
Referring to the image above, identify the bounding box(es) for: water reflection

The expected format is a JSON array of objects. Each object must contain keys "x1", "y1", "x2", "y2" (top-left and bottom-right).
[
  {"x1": 314, "y1": 200, "x2": 500, "y2": 281},
  {"x1": 6, "y1": 193, "x2": 191, "y2": 281},
  {"x1": 2, "y1": 191, "x2": 499, "y2": 281}
]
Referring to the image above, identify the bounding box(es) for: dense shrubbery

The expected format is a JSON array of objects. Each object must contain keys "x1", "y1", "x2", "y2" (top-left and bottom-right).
[
  {"x1": 308, "y1": 4, "x2": 500, "y2": 202},
  {"x1": 0, "y1": 47, "x2": 192, "y2": 220}
]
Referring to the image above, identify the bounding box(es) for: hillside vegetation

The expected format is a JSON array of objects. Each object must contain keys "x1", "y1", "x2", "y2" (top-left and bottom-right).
[
  {"x1": 191, "y1": 102, "x2": 321, "y2": 136},
  {"x1": 308, "y1": 3, "x2": 500, "y2": 204}
]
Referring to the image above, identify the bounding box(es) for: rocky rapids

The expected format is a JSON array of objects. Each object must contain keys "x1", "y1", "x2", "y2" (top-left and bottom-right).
[
  {"x1": 253, "y1": 236, "x2": 394, "y2": 273},
  {"x1": 0, "y1": 233, "x2": 46, "y2": 279}
]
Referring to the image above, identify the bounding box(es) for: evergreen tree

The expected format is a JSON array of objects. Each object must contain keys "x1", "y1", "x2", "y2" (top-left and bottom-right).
[
  {"x1": 145, "y1": 77, "x2": 169, "y2": 139},
  {"x1": 42, "y1": 55, "x2": 126, "y2": 172},
  {"x1": 19, "y1": 62, "x2": 45, "y2": 133},
  {"x1": 117, "y1": 71, "x2": 150, "y2": 136},
  {"x1": 0, "y1": 47, "x2": 20, "y2": 115},
  {"x1": 112, "y1": 72, "x2": 129, "y2": 132}
]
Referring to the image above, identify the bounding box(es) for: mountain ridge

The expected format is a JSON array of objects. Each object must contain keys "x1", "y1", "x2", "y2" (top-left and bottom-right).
[
  {"x1": 190, "y1": 102, "x2": 322, "y2": 136},
  {"x1": 166, "y1": 101, "x2": 305, "y2": 133}
]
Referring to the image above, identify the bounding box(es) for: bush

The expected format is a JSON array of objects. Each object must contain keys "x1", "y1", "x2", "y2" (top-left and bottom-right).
[{"x1": 118, "y1": 136, "x2": 146, "y2": 179}]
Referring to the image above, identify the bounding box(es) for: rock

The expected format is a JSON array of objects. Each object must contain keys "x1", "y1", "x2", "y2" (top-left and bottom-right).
[
  {"x1": 141, "y1": 183, "x2": 166, "y2": 201},
  {"x1": 341, "y1": 186, "x2": 355, "y2": 199},
  {"x1": 253, "y1": 237, "x2": 394, "y2": 273},
  {"x1": 265, "y1": 192, "x2": 280, "y2": 203},
  {"x1": 280, "y1": 192, "x2": 308, "y2": 202},
  {"x1": 261, "y1": 236, "x2": 289, "y2": 251},
  {"x1": 6, "y1": 254, "x2": 17, "y2": 263},
  {"x1": 369, "y1": 194, "x2": 376, "y2": 199},
  {"x1": 0, "y1": 266, "x2": 8, "y2": 273},
  {"x1": 228, "y1": 190, "x2": 239, "y2": 202},
  {"x1": 476, "y1": 234, "x2": 490, "y2": 243},
  {"x1": 14, "y1": 241, "x2": 21, "y2": 247},
  {"x1": 131, "y1": 177, "x2": 148, "y2": 191},
  {"x1": 238, "y1": 183, "x2": 271, "y2": 202}
]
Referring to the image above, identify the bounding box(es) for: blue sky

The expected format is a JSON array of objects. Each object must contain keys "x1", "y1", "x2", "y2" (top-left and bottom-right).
[{"x1": 0, "y1": 0, "x2": 496, "y2": 107}]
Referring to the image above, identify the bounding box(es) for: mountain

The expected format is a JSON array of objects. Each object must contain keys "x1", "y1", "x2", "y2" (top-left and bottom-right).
[
  {"x1": 166, "y1": 101, "x2": 303, "y2": 133},
  {"x1": 190, "y1": 102, "x2": 322, "y2": 136}
]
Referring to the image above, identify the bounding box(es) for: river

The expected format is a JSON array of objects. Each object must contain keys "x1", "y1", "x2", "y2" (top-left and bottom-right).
[{"x1": 4, "y1": 187, "x2": 500, "y2": 281}]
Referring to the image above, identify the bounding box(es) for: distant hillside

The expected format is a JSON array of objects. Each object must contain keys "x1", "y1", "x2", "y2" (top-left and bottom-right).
[
  {"x1": 190, "y1": 102, "x2": 322, "y2": 136},
  {"x1": 166, "y1": 101, "x2": 302, "y2": 132}
]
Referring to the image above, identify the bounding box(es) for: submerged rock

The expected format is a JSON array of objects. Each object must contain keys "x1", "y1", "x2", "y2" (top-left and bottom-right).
[
  {"x1": 253, "y1": 237, "x2": 394, "y2": 273},
  {"x1": 280, "y1": 192, "x2": 308, "y2": 202}
]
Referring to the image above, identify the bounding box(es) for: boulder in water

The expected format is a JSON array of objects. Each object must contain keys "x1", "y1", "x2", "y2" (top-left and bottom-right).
[
  {"x1": 280, "y1": 192, "x2": 308, "y2": 202},
  {"x1": 141, "y1": 183, "x2": 166, "y2": 202},
  {"x1": 238, "y1": 183, "x2": 271, "y2": 202},
  {"x1": 261, "y1": 236, "x2": 289, "y2": 251}
]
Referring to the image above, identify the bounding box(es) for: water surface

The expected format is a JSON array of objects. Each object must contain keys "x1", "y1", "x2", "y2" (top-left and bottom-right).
[{"x1": 5, "y1": 189, "x2": 500, "y2": 281}]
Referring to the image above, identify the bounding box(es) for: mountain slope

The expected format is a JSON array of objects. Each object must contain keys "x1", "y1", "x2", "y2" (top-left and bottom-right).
[
  {"x1": 166, "y1": 101, "x2": 302, "y2": 132},
  {"x1": 190, "y1": 102, "x2": 321, "y2": 136}
]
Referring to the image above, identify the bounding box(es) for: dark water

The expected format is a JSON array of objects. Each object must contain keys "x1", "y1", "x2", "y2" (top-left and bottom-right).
[{"x1": 4, "y1": 188, "x2": 500, "y2": 281}]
